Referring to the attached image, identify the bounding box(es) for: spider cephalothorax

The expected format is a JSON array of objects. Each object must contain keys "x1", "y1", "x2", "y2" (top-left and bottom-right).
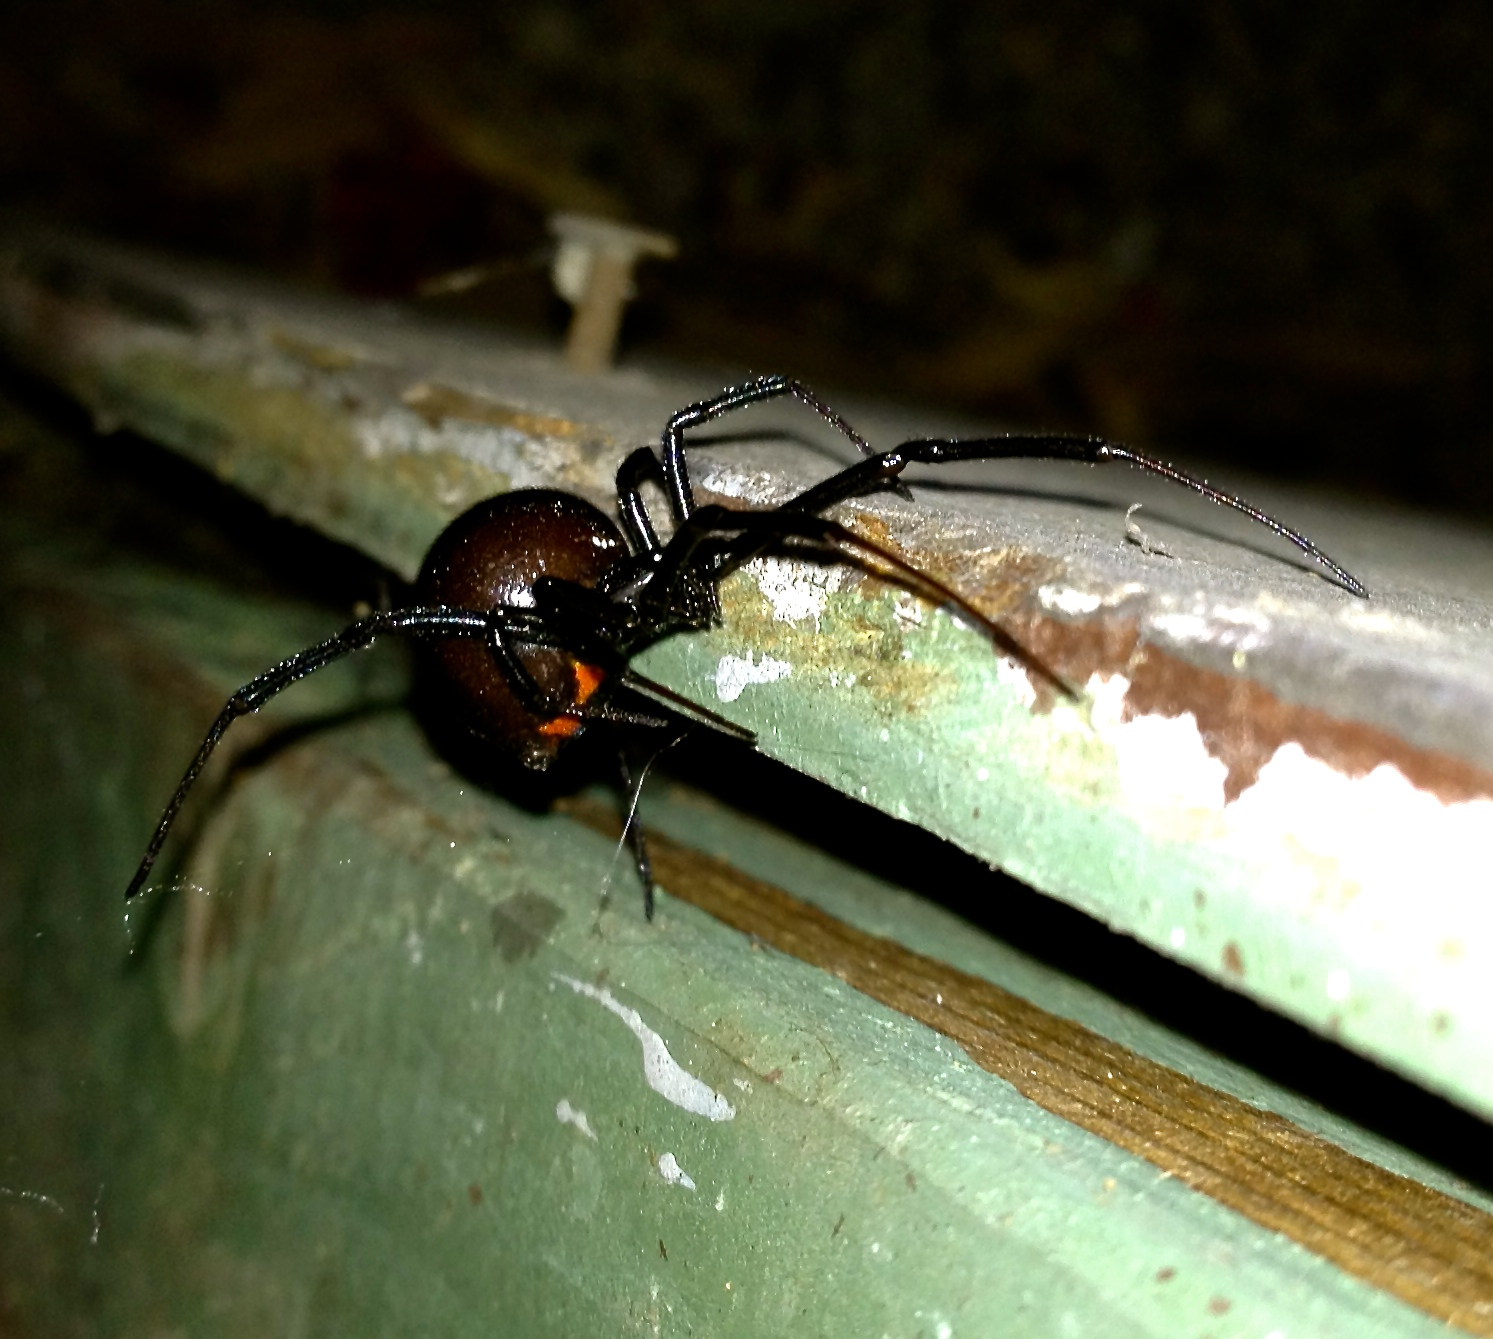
[{"x1": 124, "y1": 374, "x2": 1363, "y2": 918}]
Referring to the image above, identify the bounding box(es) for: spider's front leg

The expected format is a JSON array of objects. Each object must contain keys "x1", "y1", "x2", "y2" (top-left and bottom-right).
[
  {"x1": 123, "y1": 607, "x2": 500, "y2": 903},
  {"x1": 772, "y1": 434, "x2": 1366, "y2": 596},
  {"x1": 657, "y1": 376, "x2": 853, "y2": 523},
  {"x1": 616, "y1": 376, "x2": 890, "y2": 562}
]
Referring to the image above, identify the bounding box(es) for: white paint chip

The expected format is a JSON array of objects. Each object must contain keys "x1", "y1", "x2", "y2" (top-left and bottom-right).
[
  {"x1": 1088, "y1": 673, "x2": 1228, "y2": 819},
  {"x1": 1079, "y1": 678, "x2": 1493, "y2": 944},
  {"x1": 1038, "y1": 584, "x2": 1104, "y2": 615},
  {"x1": 553, "y1": 975, "x2": 736, "y2": 1121},
  {"x1": 1226, "y1": 743, "x2": 1493, "y2": 924},
  {"x1": 555, "y1": 1098, "x2": 597, "y2": 1140},
  {"x1": 893, "y1": 591, "x2": 925, "y2": 626},
  {"x1": 751, "y1": 556, "x2": 844, "y2": 626},
  {"x1": 715, "y1": 652, "x2": 791, "y2": 703},
  {"x1": 657, "y1": 1152, "x2": 696, "y2": 1190},
  {"x1": 996, "y1": 656, "x2": 1038, "y2": 709}
]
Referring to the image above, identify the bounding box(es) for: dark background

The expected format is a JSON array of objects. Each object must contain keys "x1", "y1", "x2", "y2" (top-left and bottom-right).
[{"x1": 3, "y1": 0, "x2": 1491, "y2": 518}]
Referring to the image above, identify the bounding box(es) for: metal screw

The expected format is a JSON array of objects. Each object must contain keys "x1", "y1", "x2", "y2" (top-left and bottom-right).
[{"x1": 549, "y1": 213, "x2": 677, "y2": 373}]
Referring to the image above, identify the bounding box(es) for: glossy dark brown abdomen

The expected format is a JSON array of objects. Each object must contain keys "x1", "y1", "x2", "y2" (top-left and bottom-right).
[{"x1": 416, "y1": 489, "x2": 627, "y2": 768}]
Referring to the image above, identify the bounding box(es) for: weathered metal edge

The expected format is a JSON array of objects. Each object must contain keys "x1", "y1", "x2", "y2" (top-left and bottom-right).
[{"x1": 3, "y1": 230, "x2": 1491, "y2": 1118}]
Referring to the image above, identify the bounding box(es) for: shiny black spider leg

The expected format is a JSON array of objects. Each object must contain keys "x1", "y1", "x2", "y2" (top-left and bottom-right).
[
  {"x1": 768, "y1": 435, "x2": 1366, "y2": 596},
  {"x1": 488, "y1": 584, "x2": 750, "y2": 742},
  {"x1": 482, "y1": 624, "x2": 680, "y2": 743},
  {"x1": 639, "y1": 504, "x2": 1072, "y2": 694},
  {"x1": 124, "y1": 607, "x2": 515, "y2": 903},
  {"x1": 612, "y1": 376, "x2": 890, "y2": 611},
  {"x1": 652, "y1": 375, "x2": 894, "y2": 534},
  {"x1": 618, "y1": 668, "x2": 756, "y2": 741},
  {"x1": 614, "y1": 446, "x2": 670, "y2": 555},
  {"x1": 617, "y1": 375, "x2": 910, "y2": 564},
  {"x1": 616, "y1": 747, "x2": 660, "y2": 919}
]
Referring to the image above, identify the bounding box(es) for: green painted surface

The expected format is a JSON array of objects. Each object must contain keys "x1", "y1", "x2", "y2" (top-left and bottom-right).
[
  {"x1": 0, "y1": 394, "x2": 1476, "y2": 1336},
  {"x1": 0, "y1": 578, "x2": 1449, "y2": 1339},
  {"x1": 636, "y1": 573, "x2": 1485, "y2": 1121},
  {"x1": 4, "y1": 233, "x2": 1493, "y2": 1122},
  {"x1": 100, "y1": 349, "x2": 523, "y2": 579}
]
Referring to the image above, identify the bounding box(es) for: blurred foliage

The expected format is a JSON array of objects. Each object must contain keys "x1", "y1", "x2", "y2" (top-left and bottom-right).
[{"x1": 3, "y1": 0, "x2": 1492, "y2": 514}]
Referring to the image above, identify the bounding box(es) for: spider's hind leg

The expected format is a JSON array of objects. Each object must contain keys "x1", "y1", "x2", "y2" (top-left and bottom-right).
[{"x1": 617, "y1": 747, "x2": 658, "y2": 920}]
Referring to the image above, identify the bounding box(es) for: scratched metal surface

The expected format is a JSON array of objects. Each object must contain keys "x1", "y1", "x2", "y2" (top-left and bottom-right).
[{"x1": 3, "y1": 228, "x2": 1492, "y2": 1119}]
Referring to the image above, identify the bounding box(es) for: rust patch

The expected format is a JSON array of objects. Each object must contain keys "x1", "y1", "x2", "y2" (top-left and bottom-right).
[
  {"x1": 1155, "y1": 1267, "x2": 1177, "y2": 1283},
  {"x1": 715, "y1": 562, "x2": 960, "y2": 710},
  {"x1": 778, "y1": 504, "x2": 1493, "y2": 807},
  {"x1": 402, "y1": 381, "x2": 597, "y2": 441},
  {"x1": 564, "y1": 798, "x2": 1493, "y2": 1336},
  {"x1": 1221, "y1": 943, "x2": 1245, "y2": 977},
  {"x1": 844, "y1": 508, "x2": 1064, "y2": 622},
  {"x1": 467, "y1": 1182, "x2": 483, "y2": 1207},
  {"x1": 1026, "y1": 614, "x2": 1493, "y2": 806},
  {"x1": 1207, "y1": 1296, "x2": 1233, "y2": 1316},
  {"x1": 699, "y1": 490, "x2": 1074, "y2": 704}
]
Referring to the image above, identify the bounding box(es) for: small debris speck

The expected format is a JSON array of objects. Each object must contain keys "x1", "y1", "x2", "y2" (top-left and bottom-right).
[
  {"x1": 1124, "y1": 503, "x2": 1172, "y2": 557},
  {"x1": 657, "y1": 1152, "x2": 696, "y2": 1190}
]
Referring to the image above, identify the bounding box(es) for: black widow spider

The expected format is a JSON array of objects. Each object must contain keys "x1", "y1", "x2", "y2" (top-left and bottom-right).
[{"x1": 123, "y1": 374, "x2": 1364, "y2": 919}]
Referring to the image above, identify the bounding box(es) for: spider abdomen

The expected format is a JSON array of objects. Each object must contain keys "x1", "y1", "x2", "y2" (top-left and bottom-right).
[{"x1": 416, "y1": 489, "x2": 628, "y2": 768}]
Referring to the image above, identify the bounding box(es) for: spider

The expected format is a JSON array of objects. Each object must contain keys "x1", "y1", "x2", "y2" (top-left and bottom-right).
[{"x1": 123, "y1": 374, "x2": 1364, "y2": 919}]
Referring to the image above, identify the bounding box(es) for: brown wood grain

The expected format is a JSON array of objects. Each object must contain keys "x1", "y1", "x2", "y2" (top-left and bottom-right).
[{"x1": 564, "y1": 799, "x2": 1493, "y2": 1333}]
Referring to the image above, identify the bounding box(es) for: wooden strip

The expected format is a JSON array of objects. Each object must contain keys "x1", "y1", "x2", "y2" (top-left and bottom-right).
[{"x1": 564, "y1": 800, "x2": 1493, "y2": 1333}]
